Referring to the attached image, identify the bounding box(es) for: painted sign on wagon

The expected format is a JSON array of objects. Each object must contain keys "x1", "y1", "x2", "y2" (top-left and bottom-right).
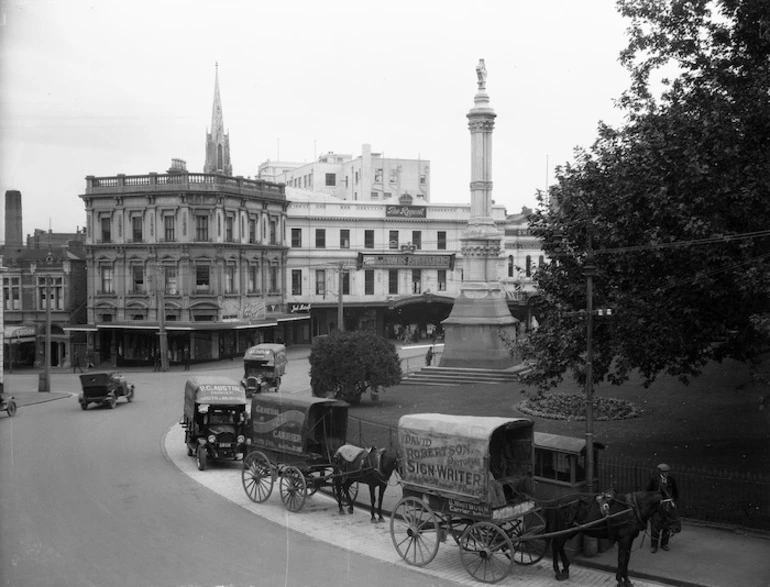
[{"x1": 399, "y1": 426, "x2": 488, "y2": 500}]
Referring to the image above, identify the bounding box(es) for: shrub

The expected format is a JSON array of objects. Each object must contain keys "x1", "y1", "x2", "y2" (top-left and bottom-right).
[{"x1": 309, "y1": 331, "x2": 402, "y2": 405}]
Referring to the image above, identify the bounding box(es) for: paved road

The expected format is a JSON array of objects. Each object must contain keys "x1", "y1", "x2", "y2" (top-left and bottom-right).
[{"x1": 0, "y1": 363, "x2": 464, "y2": 587}]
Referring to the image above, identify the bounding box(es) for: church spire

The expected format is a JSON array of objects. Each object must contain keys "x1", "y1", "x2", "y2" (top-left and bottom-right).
[{"x1": 204, "y1": 62, "x2": 232, "y2": 176}]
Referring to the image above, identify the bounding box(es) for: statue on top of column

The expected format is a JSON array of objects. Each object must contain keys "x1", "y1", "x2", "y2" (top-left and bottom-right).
[{"x1": 476, "y1": 59, "x2": 487, "y2": 90}]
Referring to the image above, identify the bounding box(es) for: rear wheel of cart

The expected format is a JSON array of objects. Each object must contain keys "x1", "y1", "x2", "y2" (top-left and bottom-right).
[
  {"x1": 280, "y1": 466, "x2": 307, "y2": 512},
  {"x1": 196, "y1": 445, "x2": 207, "y2": 471},
  {"x1": 242, "y1": 451, "x2": 274, "y2": 502},
  {"x1": 390, "y1": 497, "x2": 441, "y2": 567},
  {"x1": 458, "y1": 521, "x2": 514, "y2": 583}
]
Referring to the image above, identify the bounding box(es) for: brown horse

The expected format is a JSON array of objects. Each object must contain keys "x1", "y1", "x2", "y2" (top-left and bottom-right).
[
  {"x1": 332, "y1": 444, "x2": 399, "y2": 522},
  {"x1": 541, "y1": 490, "x2": 681, "y2": 587}
]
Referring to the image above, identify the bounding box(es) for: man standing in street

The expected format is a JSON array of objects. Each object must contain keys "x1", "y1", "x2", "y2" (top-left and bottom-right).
[
  {"x1": 73, "y1": 352, "x2": 83, "y2": 373},
  {"x1": 646, "y1": 463, "x2": 679, "y2": 553}
]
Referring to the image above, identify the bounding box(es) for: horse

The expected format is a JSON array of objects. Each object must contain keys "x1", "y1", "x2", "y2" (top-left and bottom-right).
[
  {"x1": 541, "y1": 490, "x2": 681, "y2": 587},
  {"x1": 331, "y1": 444, "x2": 399, "y2": 523}
]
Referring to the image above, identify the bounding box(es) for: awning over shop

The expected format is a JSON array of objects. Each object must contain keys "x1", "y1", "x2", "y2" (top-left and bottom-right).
[
  {"x1": 81, "y1": 319, "x2": 281, "y2": 332},
  {"x1": 63, "y1": 325, "x2": 99, "y2": 332},
  {"x1": 3, "y1": 325, "x2": 37, "y2": 343}
]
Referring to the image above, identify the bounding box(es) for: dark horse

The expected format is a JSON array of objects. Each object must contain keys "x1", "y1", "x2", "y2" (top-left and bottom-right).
[
  {"x1": 332, "y1": 444, "x2": 399, "y2": 522},
  {"x1": 541, "y1": 490, "x2": 681, "y2": 587}
]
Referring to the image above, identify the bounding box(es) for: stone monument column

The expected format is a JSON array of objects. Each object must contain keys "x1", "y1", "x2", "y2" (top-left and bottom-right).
[{"x1": 439, "y1": 59, "x2": 518, "y2": 369}]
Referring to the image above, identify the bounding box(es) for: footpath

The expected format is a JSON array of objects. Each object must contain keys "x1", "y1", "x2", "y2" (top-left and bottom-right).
[{"x1": 6, "y1": 350, "x2": 770, "y2": 587}]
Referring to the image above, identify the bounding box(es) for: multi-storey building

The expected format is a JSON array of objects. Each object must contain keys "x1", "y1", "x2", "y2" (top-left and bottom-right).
[
  {"x1": 284, "y1": 189, "x2": 508, "y2": 341},
  {"x1": 1, "y1": 193, "x2": 88, "y2": 370},
  {"x1": 259, "y1": 144, "x2": 430, "y2": 203},
  {"x1": 502, "y1": 206, "x2": 545, "y2": 329},
  {"x1": 73, "y1": 71, "x2": 305, "y2": 369}
]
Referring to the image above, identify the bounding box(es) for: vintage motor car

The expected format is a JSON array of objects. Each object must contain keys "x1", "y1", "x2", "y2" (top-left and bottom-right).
[
  {"x1": 78, "y1": 372, "x2": 135, "y2": 410},
  {"x1": 181, "y1": 376, "x2": 250, "y2": 471},
  {"x1": 241, "y1": 343, "x2": 287, "y2": 397}
]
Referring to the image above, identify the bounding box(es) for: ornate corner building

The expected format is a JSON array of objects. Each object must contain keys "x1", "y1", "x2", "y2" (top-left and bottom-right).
[{"x1": 72, "y1": 68, "x2": 306, "y2": 368}]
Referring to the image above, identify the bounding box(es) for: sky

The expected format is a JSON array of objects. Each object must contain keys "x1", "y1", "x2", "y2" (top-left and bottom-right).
[{"x1": 0, "y1": 0, "x2": 631, "y2": 241}]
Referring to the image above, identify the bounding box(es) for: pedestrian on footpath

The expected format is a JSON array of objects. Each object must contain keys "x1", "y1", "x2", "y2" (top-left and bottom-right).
[
  {"x1": 425, "y1": 346, "x2": 434, "y2": 366},
  {"x1": 73, "y1": 352, "x2": 83, "y2": 373},
  {"x1": 86, "y1": 349, "x2": 95, "y2": 370},
  {"x1": 646, "y1": 463, "x2": 679, "y2": 553}
]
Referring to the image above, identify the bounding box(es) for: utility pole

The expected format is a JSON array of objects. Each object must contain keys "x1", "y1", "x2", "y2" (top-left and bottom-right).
[
  {"x1": 583, "y1": 226, "x2": 596, "y2": 493},
  {"x1": 337, "y1": 262, "x2": 344, "y2": 331},
  {"x1": 40, "y1": 276, "x2": 51, "y2": 392},
  {"x1": 158, "y1": 266, "x2": 169, "y2": 371}
]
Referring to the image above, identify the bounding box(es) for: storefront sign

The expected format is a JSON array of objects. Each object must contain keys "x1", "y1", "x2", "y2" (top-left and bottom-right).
[
  {"x1": 288, "y1": 303, "x2": 311, "y2": 313},
  {"x1": 385, "y1": 205, "x2": 427, "y2": 219},
  {"x1": 357, "y1": 253, "x2": 455, "y2": 270}
]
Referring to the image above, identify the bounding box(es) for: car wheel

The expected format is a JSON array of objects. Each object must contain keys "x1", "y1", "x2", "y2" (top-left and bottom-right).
[
  {"x1": 80, "y1": 401, "x2": 88, "y2": 411},
  {"x1": 7, "y1": 400, "x2": 17, "y2": 417},
  {"x1": 196, "y1": 445, "x2": 207, "y2": 471}
]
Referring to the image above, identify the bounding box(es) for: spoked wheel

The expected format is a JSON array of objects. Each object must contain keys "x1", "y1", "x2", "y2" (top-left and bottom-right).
[
  {"x1": 6, "y1": 400, "x2": 17, "y2": 417},
  {"x1": 459, "y1": 521, "x2": 514, "y2": 584},
  {"x1": 280, "y1": 466, "x2": 307, "y2": 512},
  {"x1": 389, "y1": 497, "x2": 441, "y2": 567},
  {"x1": 242, "y1": 451, "x2": 274, "y2": 503},
  {"x1": 506, "y1": 513, "x2": 547, "y2": 565}
]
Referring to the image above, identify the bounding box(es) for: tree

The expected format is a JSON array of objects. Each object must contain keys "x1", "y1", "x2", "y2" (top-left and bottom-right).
[
  {"x1": 519, "y1": 0, "x2": 770, "y2": 392},
  {"x1": 309, "y1": 331, "x2": 402, "y2": 404}
]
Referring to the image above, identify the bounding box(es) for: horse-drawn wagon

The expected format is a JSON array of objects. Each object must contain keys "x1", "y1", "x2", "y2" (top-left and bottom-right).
[
  {"x1": 241, "y1": 394, "x2": 354, "y2": 512},
  {"x1": 390, "y1": 413, "x2": 548, "y2": 583}
]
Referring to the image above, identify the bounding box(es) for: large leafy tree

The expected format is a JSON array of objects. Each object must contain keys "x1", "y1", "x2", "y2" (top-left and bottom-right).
[
  {"x1": 520, "y1": 0, "x2": 770, "y2": 391},
  {"x1": 309, "y1": 330, "x2": 402, "y2": 404}
]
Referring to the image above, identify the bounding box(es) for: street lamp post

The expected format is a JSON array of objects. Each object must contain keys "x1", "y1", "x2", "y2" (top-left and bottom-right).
[
  {"x1": 583, "y1": 227, "x2": 596, "y2": 494},
  {"x1": 157, "y1": 266, "x2": 169, "y2": 372}
]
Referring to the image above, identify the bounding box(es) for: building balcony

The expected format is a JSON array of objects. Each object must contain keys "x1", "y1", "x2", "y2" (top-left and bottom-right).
[{"x1": 85, "y1": 173, "x2": 286, "y2": 200}]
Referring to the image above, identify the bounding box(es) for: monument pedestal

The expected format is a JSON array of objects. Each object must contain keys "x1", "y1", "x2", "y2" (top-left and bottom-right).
[{"x1": 439, "y1": 283, "x2": 518, "y2": 369}]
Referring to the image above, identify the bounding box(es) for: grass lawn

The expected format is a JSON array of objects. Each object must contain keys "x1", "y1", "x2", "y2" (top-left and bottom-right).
[{"x1": 349, "y1": 357, "x2": 770, "y2": 476}]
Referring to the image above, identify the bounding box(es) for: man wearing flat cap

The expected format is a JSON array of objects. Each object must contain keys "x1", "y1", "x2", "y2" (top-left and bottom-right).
[{"x1": 646, "y1": 463, "x2": 679, "y2": 552}]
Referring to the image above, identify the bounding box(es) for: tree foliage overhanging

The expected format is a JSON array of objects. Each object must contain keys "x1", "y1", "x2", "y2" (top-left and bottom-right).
[
  {"x1": 309, "y1": 330, "x2": 402, "y2": 404},
  {"x1": 520, "y1": 0, "x2": 770, "y2": 391}
]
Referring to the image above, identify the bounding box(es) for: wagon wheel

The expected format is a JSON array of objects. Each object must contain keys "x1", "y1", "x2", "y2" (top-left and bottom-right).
[
  {"x1": 390, "y1": 497, "x2": 441, "y2": 567},
  {"x1": 458, "y1": 521, "x2": 514, "y2": 584},
  {"x1": 505, "y1": 514, "x2": 547, "y2": 566},
  {"x1": 280, "y1": 466, "x2": 308, "y2": 512},
  {"x1": 6, "y1": 400, "x2": 17, "y2": 417},
  {"x1": 242, "y1": 451, "x2": 274, "y2": 503}
]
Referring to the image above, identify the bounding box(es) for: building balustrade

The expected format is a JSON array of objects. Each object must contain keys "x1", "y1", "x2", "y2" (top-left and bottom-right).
[{"x1": 85, "y1": 173, "x2": 285, "y2": 199}]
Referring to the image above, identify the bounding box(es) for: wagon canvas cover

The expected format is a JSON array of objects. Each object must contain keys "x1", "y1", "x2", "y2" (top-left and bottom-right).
[
  {"x1": 184, "y1": 377, "x2": 247, "y2": 420},
  {"x1": 399, "y1": 413, "x2": 533, "y2": 502},
  {"x1": 250, "y1": 394, "x2": 348, "y2": 456}
]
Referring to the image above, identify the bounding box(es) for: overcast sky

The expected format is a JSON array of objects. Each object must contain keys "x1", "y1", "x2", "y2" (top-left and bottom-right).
[{"x1": 0, "y1": 0, "x2": 630, "y2": 241}]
